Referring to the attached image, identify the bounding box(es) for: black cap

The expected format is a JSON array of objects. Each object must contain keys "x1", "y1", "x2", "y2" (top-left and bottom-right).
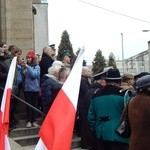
[
  {"x1": 49, "y1": 44, "x2": 56, "y2": 51},
  {"x1": 93, "y1": 71, "x2": 107, "y2": 81},
  {"x1": 134, "y1": 72, "x2": 150, "y2": 80},
  {"x1": 93, "y1": 66, "x2": 113, "y2": 81},
  {"x1": 58, "y1": 50, "x2": 71, "y2": 60}
]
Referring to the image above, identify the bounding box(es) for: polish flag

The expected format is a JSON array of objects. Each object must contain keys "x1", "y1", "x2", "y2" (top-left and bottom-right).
[
  {"x1": 0, "y1": 57, "x2": 17, "y2": 150},
  {"x1": 35, "y1": 48, "x2": 85, "y2": 150}
]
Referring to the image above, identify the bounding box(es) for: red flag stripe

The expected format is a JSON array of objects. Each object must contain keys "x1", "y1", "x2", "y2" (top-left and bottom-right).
[
  {"x1": 39, "y1": 89, "x2": 76, "y2": 150},
  {"x1": 3, "y1": 89, "x2": 12, "y2": 135},
  {"x1": 0, "y1": 110, "x2": 4, "y2": 150}
]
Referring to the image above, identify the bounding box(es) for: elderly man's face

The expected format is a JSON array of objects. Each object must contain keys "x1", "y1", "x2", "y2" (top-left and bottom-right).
[
  {"x1": 51, "y1": 50, "x2": 56, "y2": 57},
  {"x1": 83, "y1": 68, "x2": 91, "y2": 77},
  {"x1": 47, "y1": 49, "x2": 56, "y2": 57}
]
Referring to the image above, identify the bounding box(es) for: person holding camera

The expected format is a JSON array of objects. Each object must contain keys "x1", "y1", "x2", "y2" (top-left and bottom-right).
[{"x1": 22, "y1": 50, "x2": 40, "y2": 128}]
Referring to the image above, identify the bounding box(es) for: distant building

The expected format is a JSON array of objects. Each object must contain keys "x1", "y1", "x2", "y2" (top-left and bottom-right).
[
  {"x1": 41, "y1": 0, "x2": 47, "y2": 3},
  {"x1": 116, "y1": 41, "x2": 150, "y2": 75},
  {"x1": 116, "y1": 60, "x2": 124, "y2": 74}
]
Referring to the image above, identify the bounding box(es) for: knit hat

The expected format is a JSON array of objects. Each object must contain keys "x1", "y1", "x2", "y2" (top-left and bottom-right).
[
  {"x1": 26, "y1": 50, "x2": 35, "y2": 58},
  {"x1": 135, "y1": 75, "x2": 150, "y2": 90}
]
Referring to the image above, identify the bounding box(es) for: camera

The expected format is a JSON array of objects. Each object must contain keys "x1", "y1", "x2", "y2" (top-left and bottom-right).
[{"x1": 21, "y1": 59, "x2": 26, "y2": 64}]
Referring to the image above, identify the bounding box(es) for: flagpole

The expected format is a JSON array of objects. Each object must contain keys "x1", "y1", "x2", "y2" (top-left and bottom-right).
[{"x1": 121, "y1": 33, "x2": 125, "y2": 73}]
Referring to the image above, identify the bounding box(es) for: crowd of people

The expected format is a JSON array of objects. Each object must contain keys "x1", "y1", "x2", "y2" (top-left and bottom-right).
[
  {"x1": 0, "y1": 42, "x2": 71, "y2": 128},
  {"x1": 0, "y1": 41, "x2": 150, "y2": 150},
  {"x1": 78, "y1": 68, "x2": 150, "y2": 150}
]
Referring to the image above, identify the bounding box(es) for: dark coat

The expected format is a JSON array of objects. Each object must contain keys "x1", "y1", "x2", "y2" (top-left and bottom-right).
[
  {"x1": 39, "y1": 53, "x2": 54, "y2": 81},
  {"x1": 78, "y1": 75, "x2": 91, "y2": 115},
  {"x1": 75, "y1": 75, "x2": 91, "y2": 137},
  {"x1": 128, "y1": 91, "x2": 150, "y2": 150},
  {"x1": 81, "y1": 83, "x2": 102, "y2": 149},
  {"x1": 88, "y1": 84, "x2": 131, "y2": 144},
  {"x1": 41, "y1": 75, "x2": 62, "y2": 115},
  {"x1": 0, "y1": 58, "x2": 9, "y2": 87},
  {"x1": 0, "y1": 57, "x2": 9, "y2": 104}
]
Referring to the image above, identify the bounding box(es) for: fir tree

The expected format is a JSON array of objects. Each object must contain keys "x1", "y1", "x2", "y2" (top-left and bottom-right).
[
  {"x1": 108, "y1": 52, "x2": 117, "y2": 69},
  {"x1": 57, "y1": 30, "x2": 75, "y2": 63},
  {"x1": 92, "y1": 49, "x2": 106, "y2": 75}
]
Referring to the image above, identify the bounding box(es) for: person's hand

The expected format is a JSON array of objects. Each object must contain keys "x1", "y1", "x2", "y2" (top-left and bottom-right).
[{"x1": 21, "y1": 60, "x2": 28, "y2": 67}]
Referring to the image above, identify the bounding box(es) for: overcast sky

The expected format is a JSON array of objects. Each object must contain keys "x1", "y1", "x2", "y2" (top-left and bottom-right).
[{"x1": 48, "y1": 0, "x2": 150, "y2": 65}]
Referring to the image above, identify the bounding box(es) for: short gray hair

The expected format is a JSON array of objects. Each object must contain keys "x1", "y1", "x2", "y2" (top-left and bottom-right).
[
  {"x1": 47, "y1": 65, "x2": 61, "y2": 75},
  {"x1": 43, "y1": 46, "x2": 52, "y2": 54},
  {"x1": 52, "y1": 60, "x2": 64, "y2": 67},
  {"x1": 58, "y1": 67, "x2": 70, "y2": 80}
]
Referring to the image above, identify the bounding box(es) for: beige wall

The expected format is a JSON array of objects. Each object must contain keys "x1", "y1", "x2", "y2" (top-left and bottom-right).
[
  {"x1": 33, "y1": 4, "x2": 49, "y2": 55},
  {"x1": 0, "y1": 0, "x2": 34, "y2": 57}
]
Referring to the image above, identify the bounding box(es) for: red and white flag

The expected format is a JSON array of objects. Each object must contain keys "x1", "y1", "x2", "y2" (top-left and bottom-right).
[
  {"x1": 35, "y1": 48, "x2": 85, "y2": 150},
  {"x1": 0, "y1": 57, "x2": 17, "y2": 150}
]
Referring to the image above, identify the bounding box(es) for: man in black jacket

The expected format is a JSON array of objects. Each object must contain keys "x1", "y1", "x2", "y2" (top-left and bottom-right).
[
  {"x1": 75, "y1": 66, "x2": 91, "y2": 137},
  {"x1": 0, "y1": 48, "x2": 9, "y2": 105},
  {"x1": 39, "y1": 45, "x2": 56, "y2": 82}
]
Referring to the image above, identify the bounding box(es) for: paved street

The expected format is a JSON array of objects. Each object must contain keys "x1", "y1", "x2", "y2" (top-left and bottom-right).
[
  {"x1": 12, "y1": 145, "x2": 87, "y2": 150},
  {"x1": 9, "y1": 138, "x2": 88, "y2": 150},
  {"x1": 11, "y1": 145, "x2": 87, "y2": 150}
]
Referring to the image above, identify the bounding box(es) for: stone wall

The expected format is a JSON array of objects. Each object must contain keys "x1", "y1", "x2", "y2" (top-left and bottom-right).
[{"x1": 0, "y1": 0, "x2": 34, "y2": 57}]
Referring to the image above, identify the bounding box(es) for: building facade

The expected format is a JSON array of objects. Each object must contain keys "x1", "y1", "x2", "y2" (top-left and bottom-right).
[
  {"x1": 116, "y1": 41, "x2": 150, "y2": 75},
  {"x1": 0, "y1": 0, "x2": 48, "y2": 57}
]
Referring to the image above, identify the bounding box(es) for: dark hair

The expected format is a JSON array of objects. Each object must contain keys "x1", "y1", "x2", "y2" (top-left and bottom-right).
[
  {"x1": 8, "y1": 45, "x2": 18, "y2": 51},
  {"x1": 8, "y1": 45, "x2": 21, "y2": 56},
  {"x1": 0, "y1": 41, "x2": 6, "y2": 47},
  {"x1": 14, "y1": 49, "x2": 22, "y2": 54}
]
